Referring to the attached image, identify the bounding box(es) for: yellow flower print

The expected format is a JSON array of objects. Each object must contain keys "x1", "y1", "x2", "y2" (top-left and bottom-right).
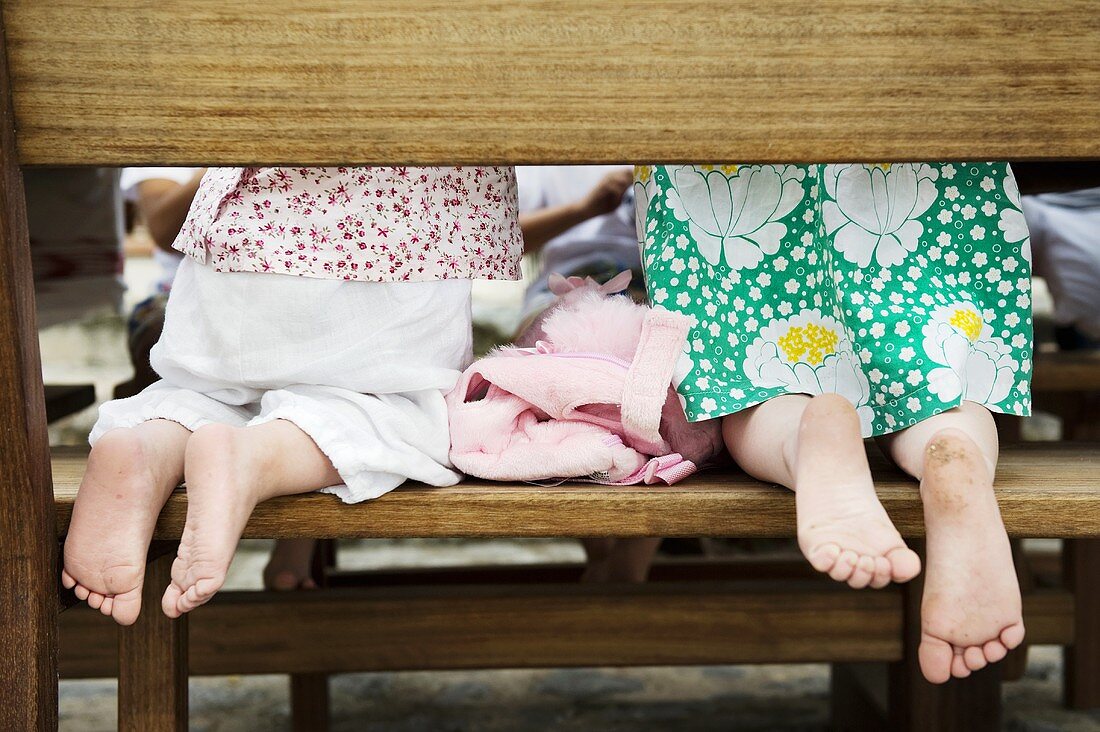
[
  {"x1": 744, "y1": 310, "x2": 873, "y2": 434},
  {"x1": 777, "y1": 322, "x2": 840, "y2": 365},
  {"x1": 947, "y1": 307, "x2": 982, "y2": 343}
]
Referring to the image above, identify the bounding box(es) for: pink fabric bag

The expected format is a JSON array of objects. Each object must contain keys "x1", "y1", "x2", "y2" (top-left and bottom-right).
[{"x1": 447, "y1": 273, "x2": 723, "y2": 485}]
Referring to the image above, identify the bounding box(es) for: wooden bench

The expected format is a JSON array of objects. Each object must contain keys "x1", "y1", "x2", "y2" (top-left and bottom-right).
[{"x1": 1, "y1": 2, "x2": 1099, "y2": 731}]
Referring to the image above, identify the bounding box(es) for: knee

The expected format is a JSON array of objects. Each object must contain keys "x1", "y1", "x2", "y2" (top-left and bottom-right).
[
  {"x1": 810, "y1": 392, "x2": 854, "y2": 412},
  {"x1": 925, "y1": 428, "x2": 995, "y2": 475},
  {"x1": 90, "y1": 427, "x2": 147, "y2": 462},
  {"x1": 186, "y1": 422, "x2": 245, "y2": 457}
]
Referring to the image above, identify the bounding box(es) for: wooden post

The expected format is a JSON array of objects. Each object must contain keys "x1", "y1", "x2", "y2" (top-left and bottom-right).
[
  {"x1": 289, "y1": 540, "x2": 333, "y2": 731},
  {"x1": 887, "y1": 542, "x2": 1002, "y2": 731},
  {"x1": 0, "y1": 13, "x2": 59, "y2": 731},
  {"x1": 118, "y1": 550, "x2": 188, "y2": 732},
  {"x1": 1065, "y1": 538, "x2": 1100, "y2": 709},
  {"x1": 290, "y1": 674, "x2": 330, "y2": 731}
]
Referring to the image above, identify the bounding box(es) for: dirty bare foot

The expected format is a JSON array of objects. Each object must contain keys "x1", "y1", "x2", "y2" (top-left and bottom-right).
[
  {"x1": 795, "y1": 394, "x2": 921, "y2": 589},
  {"x1": 919, "y1": 428, "x2": 1024, "y2": 683}
]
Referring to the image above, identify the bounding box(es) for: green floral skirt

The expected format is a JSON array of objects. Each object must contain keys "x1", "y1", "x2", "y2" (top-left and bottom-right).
[{"x1": 635, "y1": 163, "x2": 1033, "y2": 436}]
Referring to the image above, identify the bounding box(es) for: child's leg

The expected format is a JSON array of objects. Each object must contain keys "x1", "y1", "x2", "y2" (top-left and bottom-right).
[
  {"x1": 602, "y1": 537, "x2": 661, "y2": 582},
  {"x1": 724, "y1": 393, "x2": 920, "y2": 589},
  {"x1": 581, "y1": 538, "x2": 615, "y2": 582},
  {"x1": 876, "y1": 402, "x2": 1024, "y2": 683},
  {"x1": 263, "y1": 539, "x2": 319, "y2": 590},
  {"x1": 581, "y1": 538, "x2": 661, "y2": 583},
  {"x1": 62, "y1": 419, "x2": 191, "y2": 625},
  {"x1": 161, "y1": 419, "x2": 341, "y2": 617}
]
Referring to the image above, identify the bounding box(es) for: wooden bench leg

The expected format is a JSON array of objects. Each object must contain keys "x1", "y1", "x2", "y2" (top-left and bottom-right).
[
  {"x1": 0, "y1": 18, "x2": 59, "y2": 729},
  {"x1": 1065, "y1": 538, "x2": 1100, "y2": 709},
  {"x1": 289, "y1": 539, "x2": 332, "y2": 731},
  {"x1": 886, "y1": 542, "x2": 1002, "y2": 731},
  {"x1": 290, "y1": 673, "x2": 330, "y2": 731},
  {"x1": 118, "y1": 551, "x2": 188, "y2": 732}
]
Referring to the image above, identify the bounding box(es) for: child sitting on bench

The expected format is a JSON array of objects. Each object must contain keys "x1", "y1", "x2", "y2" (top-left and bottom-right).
[
  {"x1": 62, "y1": 166, "x2": 523, "y2": 624},
  {"x1": 636, "y1": 163, "x2": 1032, "y2": 683}
]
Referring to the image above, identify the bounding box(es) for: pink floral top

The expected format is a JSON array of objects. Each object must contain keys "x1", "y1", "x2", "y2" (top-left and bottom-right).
[{"x1": 174, "y1": 167, "x2": 522, "y2": 282}]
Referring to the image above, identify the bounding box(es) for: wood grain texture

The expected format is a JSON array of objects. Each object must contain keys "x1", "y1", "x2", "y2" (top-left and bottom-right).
[
  {"x1": 1064, "y1": 538, "x2": 1100, "y2": 709},
  {"x1": 56, "y1": 583, "x2": 1073, "y2": 679},
  {"x1": 3, "y1": 0, "x2": 1099, "y2": 166},
  {"x1": 0, "y1": 11, "x2": 57, "y2": 730},
  {"x1": 1033, "y1": 352, "x2": 1100, "y2": 393},
  {"x1": 117, "y1": 552, "x2": 188, "y2": 732},
  {"x1": 49, "y1": 443, "x2": 1100, "y2": 539}
]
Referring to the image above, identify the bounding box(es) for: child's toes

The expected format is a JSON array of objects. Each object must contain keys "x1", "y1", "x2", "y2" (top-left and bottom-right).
[
  {"x1": 950, "y1": 652, "x2": 971, "y2": 679},
  {"x1": 869, "y1": 556, "x2": 892, "y2": 589},
  {"x1": 161, "y1": 584, "x2": 184, "y2": 618},
  {"x1": 61, "y1": 569, "x2": 77, "y2": 589},
  {"x1": 828, "y1": 550, "x2": 859, "y2": 582},
  {"x1": 99, "y1": 597, "x2": 114, "y2": 617},
  {"x1": 963, "y1": 645, "x2": 987, "y2": 671},
  {"x1": 1001, "y1": 622, "x2": 1026, "y2": 650},
  {"x1": 73, "y1": 584, "x2": 90, "y2": 601},
  {"x1": 918, "y1": 633, "x2": 954, "y2": 684},
  {"x1": 807, "y1": 543, "x2": 841, "y2": 573},
  {"x1": 885, "y1": 546, "x2": 921, "y2": 583},
  {"x1": 847, "y1": 555, "x2": 876, "y2": 589},
  {"x1": 86, "y1": 591, "x2": 105, "y2": 610},
  {"x1": 983, "y1": 639, "x2": 1008, "y2": 663}
]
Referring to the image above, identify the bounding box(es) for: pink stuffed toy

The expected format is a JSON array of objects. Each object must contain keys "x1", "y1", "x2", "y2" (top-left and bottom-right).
[{"x1": 447, "y1": 272, "x2": 723, "y2": 484}]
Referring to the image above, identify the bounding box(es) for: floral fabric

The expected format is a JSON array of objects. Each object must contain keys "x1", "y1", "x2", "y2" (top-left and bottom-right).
[
  {"x1": 636, "y1": 162, "x2": 1033, "y2": 436},
  {"x1": 175, "y1": 167, "x2": 522, "y2": 282}
]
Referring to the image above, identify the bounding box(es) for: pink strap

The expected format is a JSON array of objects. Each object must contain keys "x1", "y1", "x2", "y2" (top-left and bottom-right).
[
  {"x1": 612, "y1": 453, "x2": 698, "y2": 485},
  {"x1": 620, "y1": 309, "x2": 690, "y2": 453}
]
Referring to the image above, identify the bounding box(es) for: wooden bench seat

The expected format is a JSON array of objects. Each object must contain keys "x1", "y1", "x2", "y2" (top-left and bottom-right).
[{"x1": 52, "y1": 443, "x2": 1100, "y2": 539}]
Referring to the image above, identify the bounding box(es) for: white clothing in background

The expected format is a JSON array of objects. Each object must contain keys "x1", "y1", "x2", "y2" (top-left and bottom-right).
[
  {"x1": 516, "y1": 165, "x2": 640, "y2": 315},
  {"x1": 1023, "y1": 189, "x2": 1100, "y2": 339},
  {"x1": 120, "y1": 167, "x2": 199, "y2": 293}
]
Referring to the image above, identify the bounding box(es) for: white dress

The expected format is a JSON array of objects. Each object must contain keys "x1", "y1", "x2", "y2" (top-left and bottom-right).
[{"x1": 92, "y1": 257, "x2": 473, "y2": 503}]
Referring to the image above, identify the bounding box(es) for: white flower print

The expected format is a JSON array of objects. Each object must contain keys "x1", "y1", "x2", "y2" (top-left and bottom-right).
[
  {"x1": 665, "y1": 164, "x2": 806, "y2": 269},
  {"x1": 997, "y1": 172, "x2": 1031, "y2": 259},
  {"x1": 822, "y1": 163, "x2": 939, "y2": 268},
  {"x1": 743, "y1": 310, "x2": 874, "y2": 433},
  {"x1": 923, "y1": 302, "x2": 1019, "y2": 406}
]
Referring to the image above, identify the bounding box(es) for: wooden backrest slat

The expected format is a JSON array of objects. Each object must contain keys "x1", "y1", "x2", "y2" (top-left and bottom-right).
[{"x1": 4, "y1": 0, "x2": 1099, "y2": 166}]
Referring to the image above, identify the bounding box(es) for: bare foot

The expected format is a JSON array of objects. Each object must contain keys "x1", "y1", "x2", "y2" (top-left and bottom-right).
[
  {"x1": 262, "y1": 539, "x2": 319, "y2": 591},
  {"x1": 62, "y1": 424, "x2": 186, "y2": 625},
  {"x1": 162, "y1": 424, "x2": 263, "y2": 618},
  {"x1": 918, "y1": 429, "x2": 1024, "y2": 683},
  {"x1": 795, "y1": 394, "x2": 921, "y2": 589}
]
